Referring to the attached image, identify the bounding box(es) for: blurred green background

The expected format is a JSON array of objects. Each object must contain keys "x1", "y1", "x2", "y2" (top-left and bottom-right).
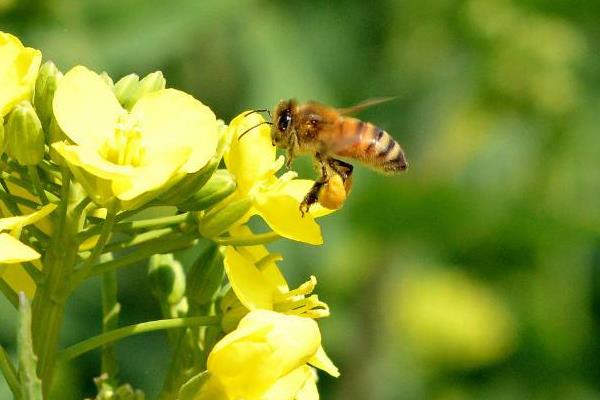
[{"x1": 2, "y1": 0, "x2": 600, "y2": 398}]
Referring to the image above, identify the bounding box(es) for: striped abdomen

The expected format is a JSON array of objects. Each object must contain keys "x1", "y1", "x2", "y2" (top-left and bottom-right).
[{"x1": 330, "y1": 117, "x2": 408, "y2": 173}]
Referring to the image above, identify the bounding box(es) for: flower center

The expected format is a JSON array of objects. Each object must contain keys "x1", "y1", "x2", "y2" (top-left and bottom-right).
[
  {"x1": 100, "y1": 113, "x2": 145, "y2": 166},
  {"x1": 272, "y1": 276, "x2": 330, "y2": 319}
]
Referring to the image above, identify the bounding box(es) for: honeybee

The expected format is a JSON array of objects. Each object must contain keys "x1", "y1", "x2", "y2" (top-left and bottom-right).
[{"x1": 245, "y1": 98, "x2": 408, "y2": 214}]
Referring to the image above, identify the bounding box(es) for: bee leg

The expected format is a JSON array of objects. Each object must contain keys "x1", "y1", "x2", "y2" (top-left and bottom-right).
[
  {"x1": 300, "y1": 180, "x2": 326, "y2": 217},
  {"x1": 285, "y1": 149, "x2": 295, "y2": 169},
  {"x1": 327, "y1": 158, "x2": 354, "y2": 192}
]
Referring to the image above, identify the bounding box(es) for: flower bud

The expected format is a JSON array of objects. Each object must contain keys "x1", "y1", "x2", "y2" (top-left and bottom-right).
[
  {"x1": 5, "y1": 101, "x2": 44, "y2": 165},
  {"x1": 99, "y1": 71, "x2": 114, "y2": 88},
  {"x1": 114, "y1": 71, "x2": 166, "y2": 110},
  {"x1": 177, "y1": 170, "x2": 236, "y2": 212},
  {"x1": 113, "y1": 73, "x2": 140, "y2": 109},
  {"x1": 198, "y1": 197, "x2": 253, "y2": 239},
  {"x1": 148, "y1": 253, "x2": 186, "y2": 306},
  {"x1": 33, "y1": 61, "x2": 63, "y2": 132},
  {"x1": 187, "y1": 244, "x2": 225, "y2": 313}
]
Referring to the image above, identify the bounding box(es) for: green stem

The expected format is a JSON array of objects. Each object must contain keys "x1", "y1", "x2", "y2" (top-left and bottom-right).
[
  {"x1": 0, "y1": 279, "x2": 19, "y2": 309},
  {"x1": 30, "y1": 168, "x2": 79, "y2": 397},
  {"x1": 71, "y1": 233, "x2": 197, "y2": 287},
  {"x1": 58, "y1": 316, "x2": 220, "y2": 362},
  {"x1": 0, "y1": 344, "x2": 21, "y2": 400},
  {"x1": 80, "y1": 210, "x2": 117, "y2": 271},
  {"x1": 76, "y1": 213, "x2": 189, "y2": 243},
  {"x1": 27, "y1": 166, "x2": 49, "y2": 204},
  {"x1": 213, "y1": 231, "x2": 281, "y2": 246},
  {"x1": 101, "y1": 269, "x2": 120, "y2": 379},
  {"x1": 0, "y1": 179, "x2": 48, "y2": 244}
]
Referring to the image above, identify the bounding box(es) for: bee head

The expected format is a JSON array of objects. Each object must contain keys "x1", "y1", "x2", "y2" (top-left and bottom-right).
[{"x1": 272, "y1": 99, "x2": 296, "y2": 148}]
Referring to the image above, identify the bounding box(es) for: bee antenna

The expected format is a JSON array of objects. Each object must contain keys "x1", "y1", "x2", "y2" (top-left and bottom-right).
[
  {"x1": 243, "y1": 109, "x2": 273, "y2": 119},
  {"x1": 238, "y1": 121, "x2": 273, "y2": 141}
]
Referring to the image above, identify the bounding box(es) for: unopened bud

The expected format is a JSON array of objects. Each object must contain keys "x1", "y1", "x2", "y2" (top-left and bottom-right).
[
  {"x1": 114, "y1": 71, "x2": 166, "y2": 110},
  {"x1": 177, "y1": 170, "x2": 236, "y2": 212},
  {"x1": 33, "y1": 61, "x2": 63, "y2": 132},
  {"x1": 198, "y1": 197, "x2": 252, "y2": 239},
  {"x1": 148, "y1": 253, "x2": 186, "y2": 305},
  {"x1": 114, "y1": 73, "x2": 140, "y2": 109},
  {"x1": 187, "y1": 244, "x2": 225, "y2": 313},
  {"x1": 5, "y1": 101, "x2": 44, "y2": 165}
]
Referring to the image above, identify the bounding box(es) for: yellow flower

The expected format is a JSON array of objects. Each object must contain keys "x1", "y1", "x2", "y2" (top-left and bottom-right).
[
  {"x1": 52, "y1": 66, "x2": 218, "y2": 210},
  {"x1": 221, "y1": 229, "x2": 329, "y2": 323},
  {"x1": 0, "y1": 32, "x2": 41, "y2": 117},
  {"x1": 195, "y1": 310, "x2": 338, "y2": 400},
  {"x1": 0, "y1": 203, "x2": 56, "y2": 297},
  {"x1": 222, "y1": 112, "x2": 332, "y2": 245}
]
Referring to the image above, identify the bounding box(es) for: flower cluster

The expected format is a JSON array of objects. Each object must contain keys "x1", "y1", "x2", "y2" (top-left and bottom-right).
[{"x1": 0, "y1": 31, "x2": 339, "y2": 399}]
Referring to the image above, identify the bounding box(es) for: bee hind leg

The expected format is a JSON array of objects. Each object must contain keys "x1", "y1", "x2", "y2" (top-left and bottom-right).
[
  {"x1": 300, "y1": 153, "x2": 330, "y2": 217},
  {"x1": 327, "y1": 158, "x2": 354, "y2": 193},
  {"x1": 299, "y1": 181, "x2": 325, "y2": 217}
]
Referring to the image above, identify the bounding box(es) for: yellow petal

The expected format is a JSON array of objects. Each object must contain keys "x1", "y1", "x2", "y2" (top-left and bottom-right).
[
  {"x1": 224, "y1": 112, "x2": 277, "y2": 194},
  {"x1": 53, "y1": 65, "x2": 123, "y2": 148},
  {"x1": 223, "y1": 246, "x2": 274, "y2": 310},
  {"x1": 308, "y1": 345, "x2": 340, "y2": 377},
  {"x1": 0, "y1": 233, "x2": 40, "y2": 263},
  {"x1": 0, "y1": 263, "x2": 37, "y2": 299},
  {"x1": 294, "y1": 368, "x2": 320, "y2": 400},
  {"x1": 208, "y1": 310, "x2": 321, "y2": 400},
  {"x1": 254, "y1": 193, "x2": 323, "y2": 245},
  {"x1": 229, "y1": 225, "x2": 289, "y2": 293},
  {"x1": 264, "y1": 365, "x2": 314, "y2": 400},
  {"x1": 131, "y1": 88, "x2": 218, "y2": 173},
  {"x1": 188, "y1": 374, "x2": 229, "y2": 400},
  {"x1": 0, "y1": 32, "x2": 41, "y2": 117},
  {"x1": 0, "y1": 203, "x2": 56, "y2": 231}
]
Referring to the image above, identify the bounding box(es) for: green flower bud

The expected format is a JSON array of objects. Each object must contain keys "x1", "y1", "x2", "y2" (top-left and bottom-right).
[
  {"x1": 198, "y1": 197, "x2": 253, "y2": 239},
  {"x1": 187, "y1": 244, "x2": 225, "y2": 313},
  {"x1": 148, "y1": 253, "x2": 186, "y2": 306},
  {"x1": 137, "y1": 71, "x2": 166, "y2": 96},
  {"x1": 5, "y1": 101, "x2": 44, "y2": 165},
  {"x1": 177, "y1": 170, "x2": 236, "y2": 212},
  {"x1": 114, "y1": 71, "x2": 166, "y2": 110},
  {"x1": 220, "y1": 288, "x2": 248, "y2": 333},
  {"x1": 113, "y1": 73, "x2": 140, "y2": 109},
  {"x1": 33, "y1": 61, "x2": 63, "y2": 132}
]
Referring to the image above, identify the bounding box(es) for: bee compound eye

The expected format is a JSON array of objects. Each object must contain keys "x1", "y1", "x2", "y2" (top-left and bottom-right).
[{"x1": 278, "y1": 111, "x2": 291, "y2": 132}]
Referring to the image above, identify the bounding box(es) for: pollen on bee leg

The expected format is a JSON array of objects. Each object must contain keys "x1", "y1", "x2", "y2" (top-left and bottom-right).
[{"x1": 317, "y1": 173, "x2": 348, "y2": 210}]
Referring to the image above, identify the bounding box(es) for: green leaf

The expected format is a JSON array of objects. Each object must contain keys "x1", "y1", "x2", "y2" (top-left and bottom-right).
[{"x1": 17, "y1": 293, "x2": 42, "y2": 400}]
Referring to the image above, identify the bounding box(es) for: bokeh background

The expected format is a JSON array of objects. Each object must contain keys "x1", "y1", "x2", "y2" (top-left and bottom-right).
[{"x1": 2, "y1": 0, "x2": 600, "y2": 399}]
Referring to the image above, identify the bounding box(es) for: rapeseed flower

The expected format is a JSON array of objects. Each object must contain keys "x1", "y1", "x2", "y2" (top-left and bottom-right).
[
  {"x1": 0, "y1": 32, "x2": 41, "y2": 117},
  {"x1": 52, "y1": 66, "x2": 218, "y2": 210},
  {"x1": 221, "y1": 112, "x2": 332, "y2": 245},
  {"x1": 195, "y1": 310, "x2": 338, "y2": 400}
]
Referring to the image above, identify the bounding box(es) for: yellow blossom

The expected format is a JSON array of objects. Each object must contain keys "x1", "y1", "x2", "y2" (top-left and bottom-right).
[
  {"x1": 0, "y1": 203, "x2": 56, "y2": 297},
  {"x1": 221, "y1": 229, "x2": 329, "y2": 320},
  {"x1": 195, "y1": 310, "x2": 338, "y2": 400},
  {"x1": 0, "y1": 32, "x2": 41, "y2": 117},
  {"x1": 51, "y1": 66, "x2": 218, "y2": 210},
  {"x1": 222, "y1": 112, "x2": 333, "y2": 245}
]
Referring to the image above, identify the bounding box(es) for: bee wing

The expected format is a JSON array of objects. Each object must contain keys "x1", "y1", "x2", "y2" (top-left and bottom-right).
[{"x1": 337, "y1": 97, "x2": 397, "y2": 115}]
